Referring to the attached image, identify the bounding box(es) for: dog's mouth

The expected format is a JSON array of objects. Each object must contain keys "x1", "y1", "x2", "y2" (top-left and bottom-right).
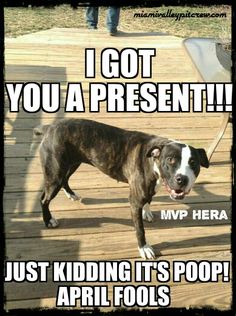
[{"x1": 163, "y1": 179, "x2": 190, "y2": 200}]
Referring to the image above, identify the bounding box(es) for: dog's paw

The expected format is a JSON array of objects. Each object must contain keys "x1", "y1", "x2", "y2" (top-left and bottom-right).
[
  {"x1": 138, "y1": 244, "x2": 156, "y2": 259},
  {"x1": 69, "y1": 193, "x2": 80, "y2": 201},
  {"x1": 142, "y1": 208, "x2": 154, "y2": 222},
  {"x1": 63, "y1": 189, "x2": 81, "y2": 201},
  {"x1": 47, "y1": 217, "x2": 59, "y2": 228}
]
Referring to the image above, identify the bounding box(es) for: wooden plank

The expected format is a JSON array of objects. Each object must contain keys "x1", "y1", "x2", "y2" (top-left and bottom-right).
[
  {"x1": 6, "y1": 67, "x2": 197, "y2": 81},
  {"x1": 169, "y1": 281, "x2": 231, "y2": 310},
  {"x1": 4, "y1": 108, "x2": 224, "y2": 119},
  {"x1": 5, "y1": 38, "x2": 184, "y2": 49},
  {"x1": 5, "y1": 224, "x2": 230, "y2": 261},
  {"x1": 4, "y1": 128, "x2": 232, "y2": 144},
  {"x1": 4, "y1": 46, "x2": 192, "y2": 69},
  {"x1": 4, "y1": 66, "x2": 194, "y2": 78},
  {"x1": 5, "y1": 52, "x2": 189, "y2": 65},
  {"x1": 3, "y1": 116, "x2": 229, "y2": 130},
  {"x1": 5, "y1": 72, "x2": 197, "y2": 83},
  {"x1": 5, "y1": 36, "x2": 184, "y2": 47},
  {"x1": 4, "y1": 201, "x2": 231, "y2": 239},
  {"x1": 5, "y1": 128, "x2": 231, "y2": 144},
  {"x1": 5, "y1": 38, "x2": 184, "y2": 47},
  {"x1": 4, "y1": 114, "x2": 232, "y2": 136},
  {"x1": 6, "y1": 32, "x2": 183, "y2": 42},
  {"x1": 4, "y1": 109, "x2": 223, "y2": 118},
  {"x1": 4, "y1": 37, "x2": 196, "y2": 84},
  {"x1": 5, "y1": 30, "x2": 184, "y2": 47},
  {"x1": 4, "y1": 59, "x2": 193, "y2": 72}
]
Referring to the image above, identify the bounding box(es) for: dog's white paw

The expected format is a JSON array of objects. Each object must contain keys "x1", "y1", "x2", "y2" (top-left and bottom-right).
[
  {"x1": 142, "y1": 208, "x2": 154, "y2": 222},
  {"x1": 138, "y1": 244, "x2": 155, "y2": 259},
  {"x1": 69, "y1": 193, "x2": 80, "y2": 201},
  {"x1": 63, "y1": 189, "x2": 80, "y2": 201},
  {"x1": 47, "y1": 217, "x2": 59, "y2": 228}
]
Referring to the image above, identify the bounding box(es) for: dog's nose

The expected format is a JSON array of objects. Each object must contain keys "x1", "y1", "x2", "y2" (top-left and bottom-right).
[{"x1": 175, "y1": 174, "x2": 188, "y2": 186}]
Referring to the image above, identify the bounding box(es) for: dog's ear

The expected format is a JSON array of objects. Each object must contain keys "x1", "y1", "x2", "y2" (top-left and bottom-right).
[
  {"x1": 197, "y1": 148, "x2": 209, "y2": 168},
  {"x1": 146, "y1": 146, "x2": 162, "y2": 158}
]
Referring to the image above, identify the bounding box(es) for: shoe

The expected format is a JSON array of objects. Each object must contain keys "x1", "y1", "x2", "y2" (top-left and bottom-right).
[
  {"x1": 88, "y1": 25, "x2": 97, "y2": 30},
  {"x1": 109, "y1": 29, "x2": 118, "y2": 36}
]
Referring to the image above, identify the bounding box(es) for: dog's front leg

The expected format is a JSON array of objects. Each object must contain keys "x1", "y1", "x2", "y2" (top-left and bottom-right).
[
  {"x1": 142, "y1": 202, "x2": 154, "y2": 222},
  {"x1": 129, "y1": 194, "x2": 155, "y2": 260}
]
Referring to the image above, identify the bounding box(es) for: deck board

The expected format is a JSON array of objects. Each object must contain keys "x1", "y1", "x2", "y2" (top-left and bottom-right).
[
  {"x1": 6, "y1": 226, "x2": 230, "y2": 261},
  {"x1": 5, "y1": 202, "x2": 231, "y2": 239},
  {"x1": 4, "y1": 28, "x2": 232, "y2": 311}
]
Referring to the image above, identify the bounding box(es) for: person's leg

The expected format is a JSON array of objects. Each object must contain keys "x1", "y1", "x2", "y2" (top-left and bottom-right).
[
  {"x1": 106, "y1": 7, "x2": 120, "y2": 34},
  {"x1": 86, "y1": 6, "x2": 99, "y2": 29}
]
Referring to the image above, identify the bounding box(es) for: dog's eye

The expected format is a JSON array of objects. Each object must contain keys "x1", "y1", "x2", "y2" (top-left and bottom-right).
[
  {"x1": 166, "y1": 157, "x2": 176, "y2": 165},
  {"x1": 189, "y1": 159, "x2": 196, "y2": 167}
]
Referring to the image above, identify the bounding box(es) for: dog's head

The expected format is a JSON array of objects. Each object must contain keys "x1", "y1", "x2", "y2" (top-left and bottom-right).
[{"x1": 147, "y1": 141, "x2": 209, "y2": 200}]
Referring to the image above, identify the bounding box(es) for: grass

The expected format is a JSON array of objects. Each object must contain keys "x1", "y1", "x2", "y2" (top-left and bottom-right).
[{"x1": 4, "y1": 4, "x2": 231, "y2": 41}]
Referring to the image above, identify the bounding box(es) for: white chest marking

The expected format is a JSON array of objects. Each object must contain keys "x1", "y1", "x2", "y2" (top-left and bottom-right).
[{"x1": 153, "y1": 161, "x2": 162, "y2": 192}]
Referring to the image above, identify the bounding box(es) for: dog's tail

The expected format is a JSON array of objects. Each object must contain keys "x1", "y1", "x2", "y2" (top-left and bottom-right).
[
  {"x1": 30, "y1": 124, "x2": 50, "y2": 155},
  {"x1": 33, "y1": 124, "x2": 50, "y2": 136}
]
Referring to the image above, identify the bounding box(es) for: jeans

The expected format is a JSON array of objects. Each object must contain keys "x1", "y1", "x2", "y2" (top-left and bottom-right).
[{"x1": 86, "y1": 7, "x2": 120, "y2": 32}]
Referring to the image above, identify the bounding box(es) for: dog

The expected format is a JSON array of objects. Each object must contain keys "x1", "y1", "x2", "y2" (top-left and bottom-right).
[{"x1": 34, "y1": 118, "x2": 209, "y2": 259}]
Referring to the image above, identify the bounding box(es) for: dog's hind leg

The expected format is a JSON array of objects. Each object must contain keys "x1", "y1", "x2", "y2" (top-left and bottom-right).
[
  {"x1": 41, "y1": 180, "x2": 62, "y2": 228},
  {"x1": 63, "y1": 163, "x2": 81, "y2": 201},
  {"x1": 40, "y1": 157, "x2": 66, "y2": 227}
]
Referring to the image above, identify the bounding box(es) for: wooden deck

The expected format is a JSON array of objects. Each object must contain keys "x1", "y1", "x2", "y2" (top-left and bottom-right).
[{"x1": 4, "y1": 28, "x2": 232, "y2": 311}]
